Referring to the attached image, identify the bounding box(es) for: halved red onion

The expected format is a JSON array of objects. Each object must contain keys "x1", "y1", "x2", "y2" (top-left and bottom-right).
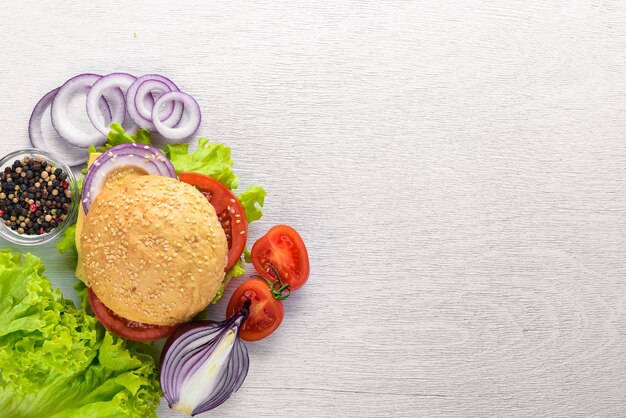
[
  {"x1": 51, "y1": 73, "x2": 115, "y2": 148},
  {"x1": 126, "y1": 74, "x2": 180, "y2": 130},
  {"x1": 86, "y1": 72, "x2": 137, "y2": 136},
  {"x1": 81, "y1": 143, "x2": 176, "y2": 213},
  {"x1": 152, "y1": 92, "x2": 201, "y2": 142},
  {"x1": 160, "y1": 301, "x2": 251, "y2": 415},
  {"x1": 29, "y1": 88, "x2": 110, "y2": 166}
]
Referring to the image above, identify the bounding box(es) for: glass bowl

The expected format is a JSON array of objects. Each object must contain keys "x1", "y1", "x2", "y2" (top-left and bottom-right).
[{"x1": 0, "y1": 148, "x2": 79, "y2": 246}]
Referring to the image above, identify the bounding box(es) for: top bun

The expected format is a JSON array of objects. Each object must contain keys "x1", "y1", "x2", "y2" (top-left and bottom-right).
[{"x1": 81, "y1": 175, "x2": 227, "y2": 325}]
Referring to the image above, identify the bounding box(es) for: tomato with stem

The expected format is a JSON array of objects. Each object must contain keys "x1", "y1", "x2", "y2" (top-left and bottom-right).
[{"x1": 226, "y1": 265, "x2": 290, "y2": 342}]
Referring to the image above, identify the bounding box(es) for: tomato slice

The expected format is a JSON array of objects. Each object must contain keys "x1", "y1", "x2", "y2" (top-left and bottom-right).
[
  {"x1": 251, "y1": 225, "x2": 310, "y2": 291},
  {"x1": 226, "y1": 278, "x2": 284, "y2": 341},
  {"x1": 179, "y1": 172, "x2": 247, "y2": 271},
  {"x1": 88, "y1": 288, "x2": 177, "y2": 341}
]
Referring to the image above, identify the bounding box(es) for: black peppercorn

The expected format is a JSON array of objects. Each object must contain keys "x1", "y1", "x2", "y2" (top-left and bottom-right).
[{"x1": 2, "y1": 157, "x2": 71, "y2": 236}]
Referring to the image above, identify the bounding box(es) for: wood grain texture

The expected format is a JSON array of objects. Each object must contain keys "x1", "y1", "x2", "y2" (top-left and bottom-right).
[{"x1": 2, "y1": 0, "x2": 626, "y2": 416}]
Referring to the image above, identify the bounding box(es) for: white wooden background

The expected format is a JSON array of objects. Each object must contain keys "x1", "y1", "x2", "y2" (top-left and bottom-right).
[{"x1": 2, "y1": 1, "x2": 626, "y2": 416}]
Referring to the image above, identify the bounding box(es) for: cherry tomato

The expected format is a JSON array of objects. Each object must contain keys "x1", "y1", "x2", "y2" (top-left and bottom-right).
[
  {"x1": 251, "y1": 225, "x2": 310, "y2": 291},
  {"x1": 88, "y1": 288, "x2": 177, "y2": 341},
  {"x1": 226, "y1": 278, "x2": 287, "y2": 342},
  {"x1": 179, "y1": 172, "x2": 247, "y2": 271}
]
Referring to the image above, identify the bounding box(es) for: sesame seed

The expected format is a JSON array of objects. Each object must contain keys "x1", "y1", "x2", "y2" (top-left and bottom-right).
[{"x1": 240, "y1": 230, "x2": 245, "y2": 235}]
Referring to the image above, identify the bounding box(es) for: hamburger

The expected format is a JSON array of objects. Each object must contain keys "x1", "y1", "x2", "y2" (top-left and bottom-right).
[{"x1": 76, "y1": 159, "x2": 227, "y2": 340}]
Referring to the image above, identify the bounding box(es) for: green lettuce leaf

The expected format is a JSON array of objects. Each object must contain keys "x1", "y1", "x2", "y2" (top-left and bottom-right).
[
  {"x1": 56, "y1": 224, "x2": 77, "y2": 257},
  {"x1": 166, "y1": 138, "x2": 239, "y2": 189},
  {"x1": 238, "y1": 185, "x2": 266, "y2": 223},
  {"x1": 243, "y1": 247, "x2": 252, "y2": 263},
  {"x1": 227, "y1": 259, "x2": 247, "y2": 279},
  {"x1": 88, "y1": 123, "x2": 153, "y2": 154},
  {"x1": 73, "y1": 280, "x2": 92, "y2": 314},
  {"x1": 0, "y1": 250, "x2": 160, "y2": 418},
  {"x1": 209, "y1": 283, "x2": 225, "y2": 305}
]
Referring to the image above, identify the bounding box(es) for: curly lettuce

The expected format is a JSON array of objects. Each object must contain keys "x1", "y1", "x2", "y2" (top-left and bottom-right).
[
  {"x1": 0, "y1": 250, "x2": 160, "y2": 418},
  {"x1": 238, "y1": 185, "x2": 266, "y2": 223},
  {"x1": 165, "y1": 138, "x2": 238, "y2": 189},
  {"x1": 88, "y1": 123, "x2": 152, "y2": 154},
  {"x1": 56, "y1": 223, "x2": 77, "y2": 257}
]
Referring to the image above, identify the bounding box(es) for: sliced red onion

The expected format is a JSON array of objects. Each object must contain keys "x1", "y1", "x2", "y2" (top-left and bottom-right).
[
  {"x1": 86, "y1": 72, "x2": 136, "y2": 136},
  {"x1": 51, "y1": 73, "x2": 113, "y2": 148},
  {"x1": 126, "y1": 74, "x2": 180, "y2": 130},
  {"x1": 160, "y1": 301, "x2": 251, "y2": 416},
  {"x1": 134, "y1": 75, "x2": 179, "y2": 119},
  {"x1": 31, "y1": 72, "x2": 202, "y2": 163},
  {"x1": 81, "y1": 143, "x2": 176, "y2": 213},
  {"x1": 135, "y1": 79, "x2": 183, "y2": 127},
  {"x1": 152, "y1": 92, "x2": 201, "y2": 142},
  {"x1": 29, "y1": 88, "x2": 60, "y2": 150},
  {"x1": 29, "y1": 88, "x2": 109, "y2": 166}
]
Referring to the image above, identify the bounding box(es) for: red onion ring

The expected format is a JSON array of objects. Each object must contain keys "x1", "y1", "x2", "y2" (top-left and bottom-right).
[
  {"x1": 86, "y1": 72, "x2": 136, "y2": 136},
  {"x1": 152, "y1": 92, "x2": 201, "y2": 142},
  {"x1": 51, "y1": 73, "x2": 119, "y2": 148},
  {"x1": 126, "y1": 74, "x2": 180, "y2": 130},
  {"x1": 29, "y1": 88, "x2": 110, "y2": 166},
  {"x1": 81, "y1": 143, "x2": 176, "y2": 213},
  {"x1": 135, "y1": 79, "x2": 183, "y2": 128}
]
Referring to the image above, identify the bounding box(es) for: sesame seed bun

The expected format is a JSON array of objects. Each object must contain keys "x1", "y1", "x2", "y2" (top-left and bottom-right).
[{"x1": 81, "y1": 175, "x2": 227, "y2": 325}]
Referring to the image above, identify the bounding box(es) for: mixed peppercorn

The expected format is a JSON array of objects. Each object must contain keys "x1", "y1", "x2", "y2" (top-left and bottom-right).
[{"x1": 0, "y1": 156, "x2": 72, "y2": 235}]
